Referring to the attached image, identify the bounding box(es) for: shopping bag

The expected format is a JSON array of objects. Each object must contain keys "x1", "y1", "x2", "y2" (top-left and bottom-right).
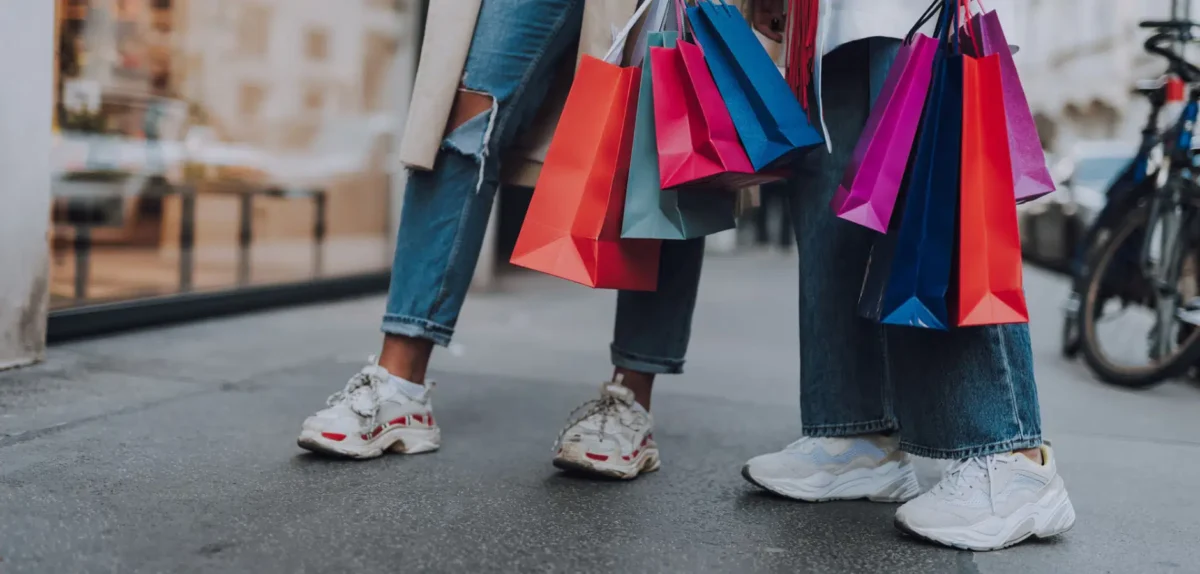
[
  {"x1": 510, "y1": 2, "x2": 661, "y2": 290},
  {"x1": 623, "y1": 31, "x2": 737, "y2": 240},
  {"x1": 688, "y1": 0, "x2": 823, "y2": 171},
  {"x1": 874, "y1": 0, "x2": 961, "y2": 329},
  {"x1": 965, "y1": 7, "x2": 1055, "y2": 203},
  {"x1": 651, "y1": 1, "x2": 761, "y2": 190},
  {"x1": 831, "y1": 1, "x2": 941, "y2": 233},
  {"x1": 958, "y1": 13, "x2": 1030, "y2": 326}
]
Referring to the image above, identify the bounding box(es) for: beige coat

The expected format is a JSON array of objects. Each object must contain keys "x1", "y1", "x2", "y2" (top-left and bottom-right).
[{"x1": 397, "y1": 0, "x2": 756, "y2": 187}]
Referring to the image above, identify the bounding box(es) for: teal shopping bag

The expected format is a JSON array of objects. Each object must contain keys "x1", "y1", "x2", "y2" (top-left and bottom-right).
[{"x1": 622, "y1": 31, "x2": 736, "y2": 240}]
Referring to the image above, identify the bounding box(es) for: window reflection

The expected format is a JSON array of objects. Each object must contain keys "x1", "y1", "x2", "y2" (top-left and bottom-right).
[{"x1": 51, "y1": 0, "x2": 408, "y2": 308}]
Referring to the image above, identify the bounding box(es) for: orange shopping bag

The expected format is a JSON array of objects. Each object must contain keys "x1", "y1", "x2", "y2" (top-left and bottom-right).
[
  {"x1": 957, "y1": 5, "x2": 1028, "y2": 326},
  {"x1": 510, "y1": 3, "x2": 661, "y2": 290}
]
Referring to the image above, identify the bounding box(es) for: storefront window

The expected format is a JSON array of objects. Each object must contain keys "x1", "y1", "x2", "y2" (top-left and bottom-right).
[{"x1": 49, "y1": 0, "x2": 409, "y2": 308}]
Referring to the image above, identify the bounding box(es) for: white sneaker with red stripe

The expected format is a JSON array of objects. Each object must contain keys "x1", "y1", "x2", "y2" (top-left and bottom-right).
[
  {"x1": 297, "y1": 362, "x2": 440, "y2": 459},
  {"x1": 552, "y1": 377, "x2": 659, "y2": 480}
]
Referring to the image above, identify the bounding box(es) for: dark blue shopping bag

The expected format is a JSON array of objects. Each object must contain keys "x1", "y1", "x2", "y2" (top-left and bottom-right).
[
  {"x1": 878, "y1": 0, "x2": 962, "y2": 330},
  {"x1": 687, "y1": 1, "x2": 823, "y2": 171}
]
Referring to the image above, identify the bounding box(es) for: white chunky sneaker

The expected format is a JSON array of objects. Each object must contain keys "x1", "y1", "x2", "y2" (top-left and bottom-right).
[
  {"x1": 894, "y1": 444, "x2": 1076, "y2": 551},
  {"x1": 741, "y1": 435, "x2": 922, "y2": 502},
  {"x1": 552, "y1": 376, "x2": 659, "y2": 480},
  {"x1": 297, "y1": 361, "x2": 440, "y2": 459}
]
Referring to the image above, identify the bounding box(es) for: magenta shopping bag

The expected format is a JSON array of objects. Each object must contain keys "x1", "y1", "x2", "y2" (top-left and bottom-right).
[
  {"x1": 831, "y1": 31, "x2": 939, "y2": 233},
  {"x1": 966, "y1": 9, "x2": 1055, "y2": 203}
]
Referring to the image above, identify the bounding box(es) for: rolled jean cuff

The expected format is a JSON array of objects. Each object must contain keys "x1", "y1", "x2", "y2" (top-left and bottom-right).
[
  {"x1": 610, "y1": 344, "x2": 685, "y2": 375},
  {"x1": 802, "y1": 418, "x2": 898, "y2": 438},
  {"x1": 381, "y1": 314, "x2": 454, "y2": 347},
  {"x1": 899, "y1": 435, "x2": 1044, "y2": 460}
]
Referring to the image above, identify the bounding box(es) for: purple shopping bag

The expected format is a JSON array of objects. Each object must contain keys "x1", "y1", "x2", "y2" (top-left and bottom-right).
[
  {"x1": 967, "y1": 9, "x2": 1055, "y2": 203},
  {"x1": 831, "y1": 33, "x2": 939, "y2": 232}
]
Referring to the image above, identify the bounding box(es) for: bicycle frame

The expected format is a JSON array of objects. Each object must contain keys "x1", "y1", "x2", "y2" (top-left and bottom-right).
[{"x1": 1139, "y1": 91, "x2": 1200, "y2": 358}]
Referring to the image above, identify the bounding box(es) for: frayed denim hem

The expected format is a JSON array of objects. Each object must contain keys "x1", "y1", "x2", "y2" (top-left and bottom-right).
[
  {"x1": 381, "y1": 314, "x2": 454, "y2": 347},
  {"x1": 611, "y1": 344, "x2": 685, "y2": 375}
]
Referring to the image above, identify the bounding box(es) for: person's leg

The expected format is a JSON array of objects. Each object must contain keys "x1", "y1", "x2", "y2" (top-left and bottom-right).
[
  {"x1": 379, "y1": 0, "x2": 587, "y2": 382},
  {"x1": 741, "y1": 38, "x2": 922, "y2": 502},
  {"x1": 298, "y1": 0, "x2": 586, "y2": 459},
  {"x1": 610, "y1": 237, "x2": 707, "y2": 411},
  {"x1": 809, "y1": 39, "x2": 1070, "y2": 550},
  {"x1": 552, "y1": 231, "x2": 707, "y2": 479}
]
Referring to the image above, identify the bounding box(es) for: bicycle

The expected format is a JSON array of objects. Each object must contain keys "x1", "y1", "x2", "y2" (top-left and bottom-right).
[
  {"x1": 1070, "y1": 20, "x2": 1200, "y2": 388},
  {"x1": 1059, "y1": 68, "x2": 1172, "y2": 359}
]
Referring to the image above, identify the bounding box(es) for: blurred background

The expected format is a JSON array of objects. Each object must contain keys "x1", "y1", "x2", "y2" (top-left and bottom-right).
[{"x1": 48, "y1": 0, "x2": 417, "y2": 315}]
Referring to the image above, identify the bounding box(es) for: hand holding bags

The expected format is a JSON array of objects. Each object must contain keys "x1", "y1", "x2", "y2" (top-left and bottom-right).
[
  {"x1": 510, "y1": 1, "x2": 661, "y2": 290},
  {"x1": 831, "y1": 3, "x2": 941, "y2": 233}
]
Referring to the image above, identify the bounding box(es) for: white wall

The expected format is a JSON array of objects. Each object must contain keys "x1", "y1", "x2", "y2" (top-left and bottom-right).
[{"x1": 0, "y1": 0, "x2": 55, "y2": 369}]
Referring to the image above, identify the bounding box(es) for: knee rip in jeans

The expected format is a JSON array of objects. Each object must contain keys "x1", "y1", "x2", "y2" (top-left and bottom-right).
[{"x1": 442, "y1": 88, "x2": 498, "y2": 193}]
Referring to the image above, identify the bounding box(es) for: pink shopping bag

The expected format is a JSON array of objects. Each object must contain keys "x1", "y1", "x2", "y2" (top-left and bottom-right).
[
  {"x1": 651, "y1": 1, "x2": 759, "y2": 190},
  {"x1": 831, "y1": 23, "x2": 939, "y2": 233}
]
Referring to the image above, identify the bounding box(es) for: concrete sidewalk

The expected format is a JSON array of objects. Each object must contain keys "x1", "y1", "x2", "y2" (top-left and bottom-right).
[{"x1": 2, "y1": 254, "x2": 1199, "y2": 573}]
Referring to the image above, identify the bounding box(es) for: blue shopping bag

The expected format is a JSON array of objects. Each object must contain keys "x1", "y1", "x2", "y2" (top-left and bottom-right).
[
  {"x1": 686, "y1": 1, "x2": 823, "y2": 172},
  {"x1": 877, "y1": 0, "x2": 961, "y2": 330},
  {"x1": 623, "y1": 31, "x2": 736, "y2": 240}
]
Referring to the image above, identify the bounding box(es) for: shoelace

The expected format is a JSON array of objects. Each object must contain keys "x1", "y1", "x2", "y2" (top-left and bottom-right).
[
  {"x1": 551, "y1": 384, "x2": 636, "y2": 453},
  {"x1": 940, "y1": 455, "x2": 1003, "y2": 514},
  {"x1": 325, "y1": 360, "x2": 391, "y2": 428}
]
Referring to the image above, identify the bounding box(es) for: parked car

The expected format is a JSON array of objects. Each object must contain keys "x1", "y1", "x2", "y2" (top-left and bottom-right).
[{"x1": 1019, "y1": 141, "x2": 1135, "y2": 272}]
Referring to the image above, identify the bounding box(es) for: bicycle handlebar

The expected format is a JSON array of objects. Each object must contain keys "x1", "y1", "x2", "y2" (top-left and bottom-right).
[
  {"x1": 1144, "y1": 32, "x2": 1200, "y2": 83},
  {"x1": 1139, "y1": 19, "x2": 1200, "y2": 31}
]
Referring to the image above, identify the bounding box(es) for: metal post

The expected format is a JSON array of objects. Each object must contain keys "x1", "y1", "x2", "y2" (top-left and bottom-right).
[
  {"x1": 179, "y1": 186, "x2": 196, "y2": 292},
  {"x1": 237, "y1": 194, "x2": 253, "y2": 286},
  {"x1": 312, "y1": 190, "x2": 327, "y2": 278},
  {"x1": 73, "y1": 226, "x2": 91, "y2": 301}
]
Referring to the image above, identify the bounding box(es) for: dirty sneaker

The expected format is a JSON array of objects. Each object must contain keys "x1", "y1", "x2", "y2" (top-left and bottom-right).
[
  {"x1": 552, "y1": 376, "x2": 659, "y2": 480},
  {"x1": 741, "y1": 435, "x2": 921, "y2": 502},
  {"x1": 894, "y1": 444, "x2": 1076, "y2": 551},
  {"x1": 297, "y1": 360, "x2": 440, "y2": 459}
]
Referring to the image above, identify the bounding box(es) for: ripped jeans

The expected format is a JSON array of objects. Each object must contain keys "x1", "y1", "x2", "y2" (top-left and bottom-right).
[{"x1": 383, "y1": 0, "x2": 706, "y2": 374}]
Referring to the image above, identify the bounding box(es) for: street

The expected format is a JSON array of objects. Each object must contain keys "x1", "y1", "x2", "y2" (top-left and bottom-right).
[{"x1": 2, "y1": 253, "x2": 1199, "y2": 573}]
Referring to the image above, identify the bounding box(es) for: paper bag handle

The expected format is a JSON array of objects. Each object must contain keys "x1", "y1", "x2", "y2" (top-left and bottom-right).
[{"x1": 604, "y1": 0, "x2": 658, "y2": 64}]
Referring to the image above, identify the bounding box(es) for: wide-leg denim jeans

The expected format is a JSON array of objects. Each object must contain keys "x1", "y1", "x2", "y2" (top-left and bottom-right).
[{"x1": 790, "y1": 38, "x2": 1043, "y2": 458}]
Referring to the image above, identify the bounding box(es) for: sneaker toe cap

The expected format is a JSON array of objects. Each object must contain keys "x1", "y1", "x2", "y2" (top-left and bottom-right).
[
  {"x1": 301, "y1": 412, "x2": 360, "y2": 436},
  {"x1": 744, "y1": 453, "x2": 811, "y2": 480}
]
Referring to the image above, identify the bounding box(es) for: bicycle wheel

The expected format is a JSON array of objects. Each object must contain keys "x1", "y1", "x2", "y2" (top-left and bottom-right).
[
  {"x1": 1079, "y1": 201, "x2": 1200, "y2": 387},
  {"x1": 1061, "y1": 179, "x2": 1154, "y2": 359}
]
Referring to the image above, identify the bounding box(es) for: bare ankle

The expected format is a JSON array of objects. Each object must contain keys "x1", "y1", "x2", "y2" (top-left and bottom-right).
[
  {"x1": 378, "y1": 334, "x2": 434, "y2": 384},
  {"x1": 1016, "y1": 447, "x2": 1044, "y2": 465},
  {"x1": 614, "y1": 368, "x2": 654, "y2": 411}
]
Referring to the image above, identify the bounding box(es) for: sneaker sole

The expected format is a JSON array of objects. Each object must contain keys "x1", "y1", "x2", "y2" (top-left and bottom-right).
[
  {"x1": 894, "y1": 478, "x2": 1076, "y2": 551},
  {"x1": 741, "y1": 460, "x2": 922, "y2": 503},
  {"x1": 553, "y1": 447, "x2": 660, "y2": 480},
  {"x1": 297, "y1": 427, "x2": 440, "y2": 459}
]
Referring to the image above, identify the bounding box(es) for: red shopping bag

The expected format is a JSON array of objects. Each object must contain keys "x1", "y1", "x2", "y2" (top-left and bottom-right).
[
  {"x1": 651, "y1": 4, "x2": 762, "y2": 190},
  {"x1": 510, "y1": 54, "x2": 661, "y2": 290},
  {"x1": 957, "y1": 26, "x2": 1029, "y2": 326}
]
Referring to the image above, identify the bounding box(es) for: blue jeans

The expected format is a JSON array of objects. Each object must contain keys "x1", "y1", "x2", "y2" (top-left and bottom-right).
[
  {"x1": 790, "y1": 38, "x2": 1043, "y2": 459},
  {"x1": 383, "y1": 0, "x2": 705, "y2": 374}
]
